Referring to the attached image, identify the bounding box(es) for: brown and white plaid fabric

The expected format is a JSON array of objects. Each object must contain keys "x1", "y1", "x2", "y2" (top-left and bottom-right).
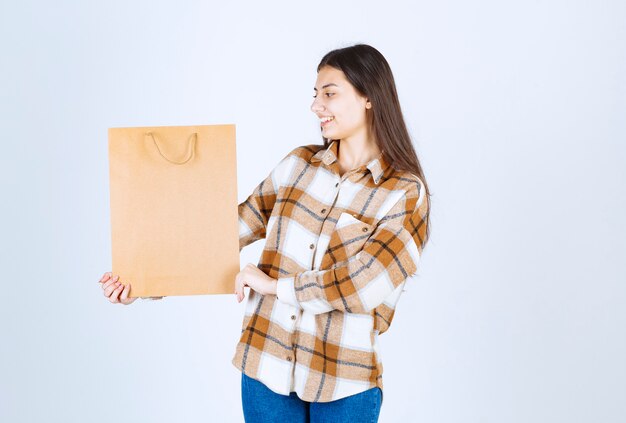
[{"x1": 232, "y1": 140, "x2": 430, "y2": 403}]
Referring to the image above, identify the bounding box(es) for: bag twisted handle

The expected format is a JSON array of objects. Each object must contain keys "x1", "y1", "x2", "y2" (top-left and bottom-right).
[{"x1": 146, "y1": 131, "x2": 197, "y2": 165}]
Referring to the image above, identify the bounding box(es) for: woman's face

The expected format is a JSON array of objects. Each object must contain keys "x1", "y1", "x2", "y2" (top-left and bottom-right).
[{"x1": 311, "y1": 65, "x2": 371, "y2": 141}]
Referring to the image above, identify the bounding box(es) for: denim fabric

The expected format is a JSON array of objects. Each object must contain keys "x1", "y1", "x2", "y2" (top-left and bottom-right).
[{"x1": 241, "y1": 373, "x2": 382, "y2": 423}]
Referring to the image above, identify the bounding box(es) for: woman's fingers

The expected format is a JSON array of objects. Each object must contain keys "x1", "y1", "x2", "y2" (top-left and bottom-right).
[
  {"x1": 235, "y1": 273, "x2": 245, "y2": 303},
  {"x1": 239, "y1": 279, "x2": 248, "y2": 302},
  {"x1": 104, "y1": 285, "x2": 120, "y2": 299},
  {"x1": 109, "y1": 283, "x2": 124, "y2": 303},
  {"x1": 119, "y1": 284, "x2": 136, "y2": 305},
  {"x1": 99, "y1": 272, "x2": 113, "y2": 283},
  {"x1": 98, "y1": 273, "x2": 136, "y2": 305},
  {"x1": 101, "y1": 276, "x2": 118, "y2": 290},
  {"x1": 102, "y1": 276, "x2": 120, "y2": 297},
  {"x1": 234, "y1": 274, "x2": 240, "y2": 302}
]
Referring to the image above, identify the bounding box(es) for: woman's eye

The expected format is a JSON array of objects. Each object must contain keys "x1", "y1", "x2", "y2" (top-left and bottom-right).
[{"x1": 312, "y1": 93, "x2": 335, "y2": 98}]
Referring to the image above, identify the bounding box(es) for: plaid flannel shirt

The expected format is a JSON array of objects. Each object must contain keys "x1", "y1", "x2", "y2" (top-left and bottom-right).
[{"x1": 232, "y1": 140, "x2": 429, "y2": 403}]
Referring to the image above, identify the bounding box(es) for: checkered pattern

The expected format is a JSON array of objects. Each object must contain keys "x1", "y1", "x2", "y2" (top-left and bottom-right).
[{"x1": 232, "y1": 140, "x2": 429, "y2": 403}]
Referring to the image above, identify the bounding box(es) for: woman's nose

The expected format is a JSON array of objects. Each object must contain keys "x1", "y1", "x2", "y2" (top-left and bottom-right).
[{"x1": 311, "y1": 100, "x2": 324, "y2": 113}]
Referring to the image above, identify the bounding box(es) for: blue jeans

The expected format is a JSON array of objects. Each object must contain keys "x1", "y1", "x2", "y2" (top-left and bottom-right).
[{"x1": 241, "y1": 373, "x2": 382, "y2": 423}]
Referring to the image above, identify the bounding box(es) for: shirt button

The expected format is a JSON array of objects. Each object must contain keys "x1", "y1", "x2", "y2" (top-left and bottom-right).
[
  {"x1": 321, "y1": 208, "x2": 326, "y2": 214},
  {"x1": 287, "y1": 356, "x2": 292, "y2": 362},
  {"x1": 291, "y1": 315, "x2": 296, "y2": 320},
  {"x1": 362, "y1": 227, "x2": 368, "y2": 232},
  {"x1": 309, "y1": 244, "x2": 315, "y2": 249},
  {"x1": 335, "y1": 182, "x2": 339, "y2": 187}
]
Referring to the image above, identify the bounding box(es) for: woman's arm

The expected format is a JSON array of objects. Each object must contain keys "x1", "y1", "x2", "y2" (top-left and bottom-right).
[
  {"x1": 275, "y1": 179, "x2": 430, "y2": 314},
  {"x1": 238, "y1": 148, "x2": 297, "y2": 252}
]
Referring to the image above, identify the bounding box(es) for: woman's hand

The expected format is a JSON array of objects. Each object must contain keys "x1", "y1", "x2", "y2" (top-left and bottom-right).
[
  {"x1": 234, "y1": 263, "x2": 277, "y2": 303},
  {"x1": 98, "y1": 272, "x2": 164, "y2": 304},
  {"x1": 99, "y1": 272, "x2": 137, "y2": 305}
]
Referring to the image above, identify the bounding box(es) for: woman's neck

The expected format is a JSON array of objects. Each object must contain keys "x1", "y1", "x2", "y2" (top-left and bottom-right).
[{"x1": 336, "y1": 138, "x2": 381, "y2": 176}]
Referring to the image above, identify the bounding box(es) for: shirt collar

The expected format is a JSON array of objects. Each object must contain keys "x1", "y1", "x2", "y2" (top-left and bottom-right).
[{"x1": 310, "y1": 140, "x2": 389, "y2": 185}]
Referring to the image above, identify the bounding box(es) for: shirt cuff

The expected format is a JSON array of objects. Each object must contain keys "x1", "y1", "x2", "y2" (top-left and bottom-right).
[{"x1": 276, "y1": 276, "x2": 300, "y2": 308}]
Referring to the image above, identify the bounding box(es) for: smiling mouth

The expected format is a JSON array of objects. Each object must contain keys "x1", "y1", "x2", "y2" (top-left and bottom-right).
[{"x1": 321, "y1": 118, "x2": 334, "y2": 127}]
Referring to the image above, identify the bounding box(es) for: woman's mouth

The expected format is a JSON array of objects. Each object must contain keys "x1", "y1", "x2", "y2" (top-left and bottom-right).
[{"x1": 320, "y1": 116, "x2": 335, "y2": 127}]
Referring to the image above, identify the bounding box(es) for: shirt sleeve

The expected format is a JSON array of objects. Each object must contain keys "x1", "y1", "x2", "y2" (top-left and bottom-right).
[
  {"x1": 276, "y1": 177, "x2": 430, "y2": 314},
  {"x1": 238, "y1": 148, "x2": 297, "y2": 252}
]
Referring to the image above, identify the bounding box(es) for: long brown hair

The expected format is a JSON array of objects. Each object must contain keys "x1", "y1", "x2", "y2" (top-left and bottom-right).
[{"x1": 317, "y1": 43, "x2": 432, "y2": 242}]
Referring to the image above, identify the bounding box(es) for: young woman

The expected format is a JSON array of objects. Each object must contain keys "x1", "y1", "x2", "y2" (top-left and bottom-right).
[
  {"x1": 99, "y1": 44, "x2": 431, "y2": 422},
  {"x1": 231, "y1": 44, "x2": 431, "y2": 422}
]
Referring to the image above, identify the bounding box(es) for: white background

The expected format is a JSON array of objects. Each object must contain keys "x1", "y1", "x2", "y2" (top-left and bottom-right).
[{"x1": 1, "y1": 1, "x2": 625, "y2": 422}]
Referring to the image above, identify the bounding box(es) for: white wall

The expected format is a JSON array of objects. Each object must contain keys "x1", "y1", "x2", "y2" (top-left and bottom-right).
[{"x1": 1, "y1": 0, "x2": 624, "y2": 422}]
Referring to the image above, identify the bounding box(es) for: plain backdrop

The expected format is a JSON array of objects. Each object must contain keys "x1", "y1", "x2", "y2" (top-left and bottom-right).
[{"x1": 1, "y1": 1, "x2": 625, "y2": 422}]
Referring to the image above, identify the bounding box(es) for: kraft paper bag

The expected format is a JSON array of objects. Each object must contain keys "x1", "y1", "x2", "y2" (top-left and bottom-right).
[{"x1": 108, "y1": 124, "x2": 239, "y2": 297}]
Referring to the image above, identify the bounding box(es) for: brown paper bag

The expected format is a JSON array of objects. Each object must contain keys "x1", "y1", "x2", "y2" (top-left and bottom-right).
[{"x1": 108, "y1": 124, "x2": 239, "y2": 297}]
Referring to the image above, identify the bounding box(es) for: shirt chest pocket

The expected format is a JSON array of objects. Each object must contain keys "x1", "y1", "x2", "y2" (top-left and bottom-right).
[{"x1": 320, "y1": 212, "x2": 376, "y2": 269}]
